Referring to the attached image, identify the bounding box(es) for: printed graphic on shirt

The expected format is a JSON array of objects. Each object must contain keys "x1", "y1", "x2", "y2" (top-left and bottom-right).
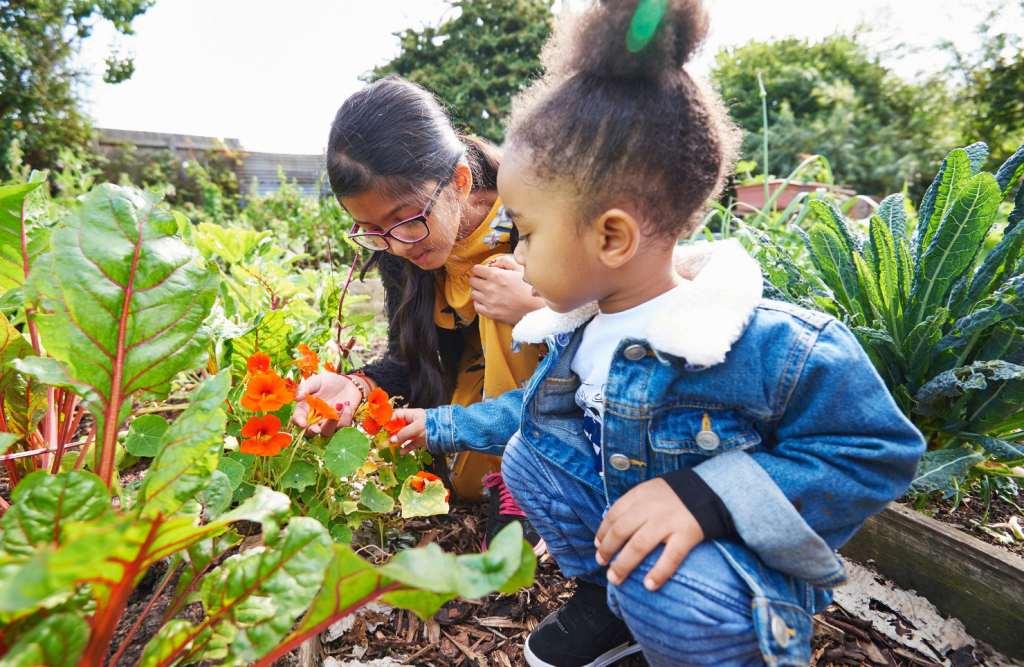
[{"x1": 576, "y1": 381, "x2": 604, "y2": 473}]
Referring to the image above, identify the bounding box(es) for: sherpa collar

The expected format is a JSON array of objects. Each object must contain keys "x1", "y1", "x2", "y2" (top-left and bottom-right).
[{"x1": 511, "y1": 239, "x2": 764, "y2": 368}]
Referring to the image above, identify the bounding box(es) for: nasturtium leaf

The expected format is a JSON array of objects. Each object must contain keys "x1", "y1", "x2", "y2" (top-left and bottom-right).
[
  {"x1": 138, "y1": 371, "x2": 231, "y2": 517},
  {"x1": 227, "y1": 450, "x2": 256, "y2": 469},
  {"x1": 308, "y1": 503, "x2": 330, "y2": 527},
  {"x1": 909, "y1": 447, "x2": 986, "y2": 499},
  {"x1": 0, "y1": 612, "x2": 89, "y2": 667},
  {"x1": 233, "y1": 481, "x2": 256, "y2": 503},
  {"x1": 359, "y1": 483, "x2": 394, "y2": 514},
  {"x1": 339, "y1": 500, "x2": 359, "y2": 515},
  {"x1": 324, "y1": 428, "x2": 370, "y2": 478},
  {"x1": 202, "y1": 470, "x2": 234, "y2": 520},
  {"x1": 217, "y1": 457, "x2": 246, "y2": 489},
  {"x1": 398, "y1": 476, "x2": 449, "y2": 519},
  {"x1": 200, "y1": 517, "x2": 334, "y2": 663},
  {"x1": 380, "y1": 447, "x2": 422, "y2": 479},
  {"x1": 124, "y1": 414, "x2": 170, "y2": 457},
  {"x1": 24, "y1": 184, "x2": 219, "y2": 487},
  {"x1": 0, "y1": 470, "x2": 109, "y2": 556},
  {"x1": 378, "y1": 467, "x2": 398, "y2": 490},
  {"x1": 228, "y1": 310, "x2": 292, "y2": 378},
  {"x1": 330, "y1": 522, "x2": 353, "y2": 545},
  {"x1": 281, "y1": 460, "x2": 318, "y2": 491}
]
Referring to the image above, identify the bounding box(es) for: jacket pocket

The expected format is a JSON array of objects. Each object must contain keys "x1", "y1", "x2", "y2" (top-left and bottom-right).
[{"x1": 649, "y1": 405, "x2": 761, "y2": 456}]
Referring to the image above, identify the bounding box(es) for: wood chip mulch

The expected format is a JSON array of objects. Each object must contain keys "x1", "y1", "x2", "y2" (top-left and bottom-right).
[{"x1": 918, "y1": 493, "x2": 1024, "y2": 558}]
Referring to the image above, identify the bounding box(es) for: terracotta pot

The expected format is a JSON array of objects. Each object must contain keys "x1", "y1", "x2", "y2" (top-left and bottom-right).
[{"x1": 734, "y1": 179, "x2": 874, "y2": 219}]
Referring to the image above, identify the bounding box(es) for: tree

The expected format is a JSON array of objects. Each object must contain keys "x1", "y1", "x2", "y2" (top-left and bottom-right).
[
  {"x1": 942, "y1": 0, "x2": 1024, "y2": 168},
  {"x1": 365, "y1": 0, "x2": 553, "y2": 144},
  {"x1": 711, "y1": 34, "x2": 959, "y2": 199},
  {"x1": 0, "y1": 0, "x2": 153, "y2": 182}
]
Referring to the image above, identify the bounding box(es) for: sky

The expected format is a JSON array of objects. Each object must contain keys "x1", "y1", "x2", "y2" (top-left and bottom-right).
[{"x1": 75, "y1": 0, "x2": 1020, "y2": 156}]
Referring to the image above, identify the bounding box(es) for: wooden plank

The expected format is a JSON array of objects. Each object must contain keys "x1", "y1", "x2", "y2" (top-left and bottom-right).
[{"x1": 839, "y1": 502, "x2": 1024, "y2": 659}]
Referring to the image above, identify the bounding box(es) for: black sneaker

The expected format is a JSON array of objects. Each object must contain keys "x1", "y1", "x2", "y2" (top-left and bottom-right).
[
  {"x1": 525, "y1": 580, "x2": 641, "y2": 667},
  {"x1": 482, "y1": 472, "x2": 546, "y2": 555}
]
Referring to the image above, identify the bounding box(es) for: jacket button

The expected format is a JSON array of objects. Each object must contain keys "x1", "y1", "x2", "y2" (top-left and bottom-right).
[
  {"x1": 771, "y1": 614, "x2": 791, "y2": 648},
  {"x1": 623, "y1": 344, "x2": 646, "y2": 361},
  {"x1": 695, "y1": 430, "x2": 720, "y2": 450},
  {"x1": 608, "y1": 454, "x2": 631, "y2": 471}
]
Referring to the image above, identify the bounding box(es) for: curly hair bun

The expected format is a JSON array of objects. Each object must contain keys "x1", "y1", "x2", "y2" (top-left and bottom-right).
[{"x1": 545, "y1": 0, "x2": 710, "y2": 80}]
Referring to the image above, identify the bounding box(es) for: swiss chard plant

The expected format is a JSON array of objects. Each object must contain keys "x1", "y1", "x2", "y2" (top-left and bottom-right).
[
  {"x1": 748, "y1": 139, "x2": 1024, "y2": 508},
  {"x1": 0, "y1": 372, "x2": 534, "y2": 665}
]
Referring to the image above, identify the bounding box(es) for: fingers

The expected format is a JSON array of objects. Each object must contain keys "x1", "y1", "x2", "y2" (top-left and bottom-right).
[
  {"x1": 470, "y1": 263, "x2": 499, "y2": 279},
  {"x1": 491, "y1": 255, "x2": 523, "y2": 271},
  {"x1": 390, "y1": 422, "x2": 424, "y2": 444},
  {"x1": 292, "y1": 400, "x2": 310, "y2": 428},
  {"x1": 337, "y1": 399, "x2": 356, "y2": 428},
  {"x1": 294, "y1": 374, "x2": 324, "y2": 404},
  {"x1": 400, "y1": 440, "x2": 425, "y2": 455},
  {"x1": 642, "y1": 535, "x2": 696, "y2": 591},
  {"x1": 603, "y1": 521, "x2": 661, "y2": 586}
]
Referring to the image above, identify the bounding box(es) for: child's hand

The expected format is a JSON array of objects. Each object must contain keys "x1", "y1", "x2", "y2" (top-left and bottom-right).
[
  {"x1": 594, "y1": 478, "x2": 704, "y2": 591},
  {"x1": 389, "y1": 408, "x2": 427, "y2": 455}
]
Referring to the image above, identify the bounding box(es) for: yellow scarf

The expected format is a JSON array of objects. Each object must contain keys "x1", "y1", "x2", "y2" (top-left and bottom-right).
[{"x1": 433, "y1": 198, "x2": 540, "y2": 404}]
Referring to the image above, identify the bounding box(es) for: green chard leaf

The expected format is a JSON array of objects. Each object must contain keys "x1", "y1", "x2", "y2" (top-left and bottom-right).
[
  {"x1": 0, "y1": 180, "x2": 50, "y2": 294},
  {"x1": 138, "y1": 371, "x2": 232, "y2": 517},
  {"x1": 0, "y1": 470, "x2": 110, "y2": 557},
  {"x1": 229, "y1": 310, "x2": 292, "y2": 378},
  {"x1": 24, "y1": 184, "x2": 219, "y2": 488},
  {"x1": 0, "y1": 612, "x2": 89, "y2": 667},
  {"x1": 359, "y1": 482, "x2": 394, "y2": 514}
]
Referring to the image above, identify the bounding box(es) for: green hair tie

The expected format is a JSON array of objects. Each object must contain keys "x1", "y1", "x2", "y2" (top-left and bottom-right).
[{"x1": 626, "y1": 0, "x2": 668, "y2": 53}]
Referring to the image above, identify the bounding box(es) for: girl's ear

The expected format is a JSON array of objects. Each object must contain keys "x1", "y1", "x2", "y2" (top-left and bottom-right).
[
  {"x1": 595, "y1": 208, "x2": 640, "y2": 269},
  {"x1": 452, "y1": 164, "x2": 473, "y2": 204}
]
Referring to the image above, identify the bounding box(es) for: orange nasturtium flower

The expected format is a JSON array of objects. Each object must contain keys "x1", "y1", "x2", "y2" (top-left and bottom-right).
[
  {"x1": 362, "y1": 416, "x2": 382, "y2": 435},
  {"x1": 365, "y1": 387, "x2": 393, "y2": 424},
  {"x1": 324, "y1": 360, "x2": 337, "y2": 374},
  {"x1": 296, "y1": 344, "x2": 320, "y2": 379},
  {"x1": 247, "y1": 352, "x2": 271, "y2": 376},
  {"x1": 410, "y1": 471, "x2": 450, "y2": 502},
  {"x1": 383, "y1": 417, "x2": 407, "y2": 437},
  {"x1": 240, "y1": 414, "x2": 291, "y2": 456},
  {"x1": 241, "y1": 373, "x2": 294, "y2": 412},
  {"x1": 305, "y1": 395, "x2": 338, "y2": 426}
]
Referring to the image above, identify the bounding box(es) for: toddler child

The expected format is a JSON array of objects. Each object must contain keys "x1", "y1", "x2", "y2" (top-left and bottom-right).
[{"x1": 391, "y1": 1, "x2": 925, "y2": 665}]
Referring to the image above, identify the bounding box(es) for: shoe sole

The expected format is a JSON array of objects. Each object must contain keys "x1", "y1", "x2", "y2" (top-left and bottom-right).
[{"x1": 524, "y1": 638, "x2": 641, "y2": 667}]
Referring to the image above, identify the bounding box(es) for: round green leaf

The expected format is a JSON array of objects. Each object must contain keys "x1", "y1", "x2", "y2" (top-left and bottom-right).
[
  {"x1": 124, "y1": 414, "x2": 170, "y2": 457},
  {"x1": 324, "y1": 428, "x2": 370, "y2": 478},
  {"x1": 281, "y1": 460, "x2": 318, "y2": 491},
  {"x1": 217, "y1": 457, "x2": 246, "y2": 490},
  {"x1": 378, "y1": 467, "x2": 398, "y2": 490},
  {"x1": 330, "y1": 522, "x2": 353, "y2": 544},
  {"x1": 398, "y1": 476, "x2": 449, "y2": 519},
  {"x1": 359, "y1": 482, "x2": 395, "y2": 514}
]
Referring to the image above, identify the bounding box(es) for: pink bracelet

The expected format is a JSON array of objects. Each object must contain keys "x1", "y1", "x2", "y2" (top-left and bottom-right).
[{"x1": 341, "y1": 373, "x2": 369, "y2": 404}]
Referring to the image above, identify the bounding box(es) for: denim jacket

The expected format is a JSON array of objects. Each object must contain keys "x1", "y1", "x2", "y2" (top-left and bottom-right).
[{"x1": 425, "y1": 240, "x2": 925, "y2": 588}]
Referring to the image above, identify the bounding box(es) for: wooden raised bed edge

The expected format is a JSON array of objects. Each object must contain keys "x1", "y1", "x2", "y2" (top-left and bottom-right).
[{"x1": 838, "y1": 502, "x2": 1024, "y2": 659}]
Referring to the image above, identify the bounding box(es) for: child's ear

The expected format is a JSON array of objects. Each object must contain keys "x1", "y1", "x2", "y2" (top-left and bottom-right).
[
  {"x1": 595, "y1": 208, "x2": 640, "y2": 269},
  {"x1": 453, "y1": 164, "x2": 473, "y2": 204}
]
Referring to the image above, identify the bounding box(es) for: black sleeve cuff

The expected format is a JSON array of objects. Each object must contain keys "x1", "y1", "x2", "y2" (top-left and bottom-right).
[{"x1": 660, "y1": 468, "x2": 738, "y2": 542}]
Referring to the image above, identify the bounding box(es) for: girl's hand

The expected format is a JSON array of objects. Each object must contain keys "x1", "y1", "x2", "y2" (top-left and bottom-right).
[
  {"x1": 293, "y1": 373, "x2": 362, "y2": 437},
  {"x1": 469, "y1": 255, "x2": 546, "y2": 325},
  {"x1": 594, "y1": 478, "x2": 704, "y2": 591},
  {"x1": 390, "y1": 408, "x2": 428, "y2": 454}
]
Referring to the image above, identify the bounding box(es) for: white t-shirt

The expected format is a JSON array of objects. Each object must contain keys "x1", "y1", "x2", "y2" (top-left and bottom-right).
[{"x1": 571, "y1": 286, "x2": 684, "y2": 472}]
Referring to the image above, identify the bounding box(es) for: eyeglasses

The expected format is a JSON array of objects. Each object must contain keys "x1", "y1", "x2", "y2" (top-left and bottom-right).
[{"x1": 348, "y1": 174, "x2": 453, "y2": 251}]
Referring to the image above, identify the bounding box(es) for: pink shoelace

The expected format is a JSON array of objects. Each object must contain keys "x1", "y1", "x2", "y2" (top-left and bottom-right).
[{"x1": 483, "y1": 472, "x2": 526, "y2": 517}]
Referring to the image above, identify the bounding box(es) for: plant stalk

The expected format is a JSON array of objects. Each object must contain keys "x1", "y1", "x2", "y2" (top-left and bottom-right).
[{"x1": 758, "y1": 71, "x2": 770, "y2": 212}]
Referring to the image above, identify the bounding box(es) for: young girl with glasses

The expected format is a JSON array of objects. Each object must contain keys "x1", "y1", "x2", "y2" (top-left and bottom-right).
[
  {"x1": 292, "y1": 75, "x2": 547, "y2": 553},
  {"x1": 389, "y1": 1, "x2": 926, "y2": 664}
]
